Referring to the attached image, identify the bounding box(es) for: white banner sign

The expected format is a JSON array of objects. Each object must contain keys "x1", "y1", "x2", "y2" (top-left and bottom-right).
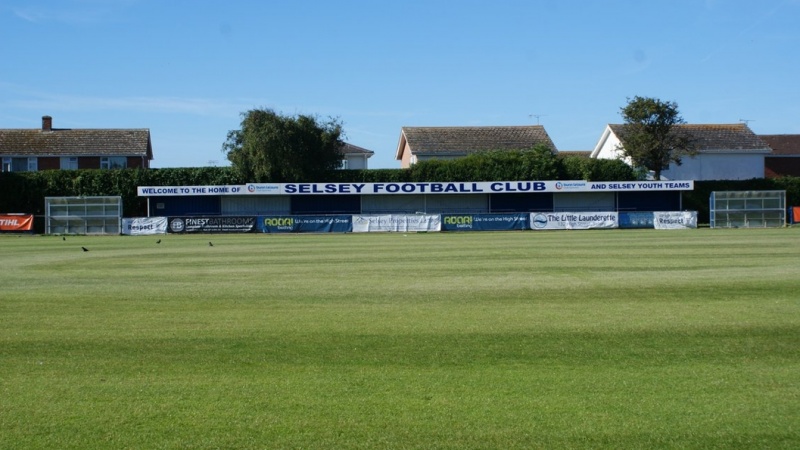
[
  {"x1": 122, "y1": 217, "x2": 168, "y2": 235},
  {"x1": 138, "y1": 180, "x2": 694, "y2": 196},
  {"x1": 530, "y1": 212, "x2": 619, "y2": 230},
  {"x1": 653, "y1": 211, "x2": 697, "y2": 229},
  {"x1": 352, "y1": 214, "x2": 441, "y2": 233}
]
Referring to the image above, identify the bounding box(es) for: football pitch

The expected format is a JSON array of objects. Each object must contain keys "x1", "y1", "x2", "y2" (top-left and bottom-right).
[{"x1": 1, "y1": 229, "x2": 799, "y2": 449}]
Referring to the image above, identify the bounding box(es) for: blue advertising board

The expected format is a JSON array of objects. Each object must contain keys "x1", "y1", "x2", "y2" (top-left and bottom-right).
[
  {"x1": 257, "y1": 215, "x2": 352, "y2": 233},
  {"x1": 441, "y1": 213, "x2": 528, "y2": 231},
  {"x1": 618, "y1": 212, "x2": 655, "y2": 229}
]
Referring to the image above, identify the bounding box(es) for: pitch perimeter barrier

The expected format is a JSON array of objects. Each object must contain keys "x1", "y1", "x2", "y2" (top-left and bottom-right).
[
  {"x1": 441, "y1": 213, "x2": 528, "y2": 231},
  {"x1": 258, "y1": 215, "x2": 352, "y2": 233},
  {"x1": 120, "y1": 211, "x2": 698, "y2": 234}
]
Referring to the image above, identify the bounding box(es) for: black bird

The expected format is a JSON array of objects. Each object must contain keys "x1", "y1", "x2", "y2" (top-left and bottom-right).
[
  {"x1": 81, "y1": 246, "x2": 89, "y2": 252},
  {"x1": 156, "y1": 239, "x2": 161, "y2": 244},
  {"x1": 208, "y1": 242, "x2": 213, "y2": 247},
  {"x1": 62, "y1": 236, "x2": 66, "y2": 241}
]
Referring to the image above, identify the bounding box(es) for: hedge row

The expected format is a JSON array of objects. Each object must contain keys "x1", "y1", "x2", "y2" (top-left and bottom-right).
[
  {"x1": 2, "y1": 152, "x2": 799, "y2": 225},
  {"x1": 0, "y1": 151, "x2": 636, "y2": 217}
]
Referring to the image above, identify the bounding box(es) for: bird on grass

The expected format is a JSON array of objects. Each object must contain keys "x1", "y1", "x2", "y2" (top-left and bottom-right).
[
  {"x1": 81, "y1": 246, "x2": 89, "y2": 252},
  {"x1": 62, "y1": 236, "x2": 66, "y2": 241},
  {"x1": 156, "y1": 239, "x2": 161, "y2": 244},
  {"x1": 208, "y1": 242, "x2": 214, "y2": 247}
]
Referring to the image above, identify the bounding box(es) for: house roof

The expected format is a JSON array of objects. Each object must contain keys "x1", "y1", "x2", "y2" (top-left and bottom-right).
[
  {"x1": 0, "y1": 119, "x2": 152, "y2": 159},
  {"x1": 342, "y1": 143, "x2": 374, "y2": 156},
  {"x1": 396, "y1": 125, "x2": 557, "y2": 160},
  {"x1": 559, "y1": 150, "x2": 592, "y2": 158},
  {"x1": 759, "y1": 134, "x2": 800, "y2": 156},
  {"x1": 607, "y1": 123, "x2": 770, "y2": 153}
]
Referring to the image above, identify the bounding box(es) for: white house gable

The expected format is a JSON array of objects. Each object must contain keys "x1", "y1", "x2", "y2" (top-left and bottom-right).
[{"x1": 591, "y1": 123, "x2": 770, "y2": 181}]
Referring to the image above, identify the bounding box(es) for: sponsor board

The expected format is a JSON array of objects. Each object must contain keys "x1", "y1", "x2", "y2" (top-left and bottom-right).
[
  {"x1": 122, "y1": 217, "x2": 168, "y2": 235},
  {"x1": 619, "y1": 212, "x2": 655, "y2": 229},
  {"x1": 0, "y1": 214, "x2": 33, "y2": 231},
  {"x1": 441, "y1": 213, "x2": 528, "y2": 231},
  {"x1": 352, "y1": 214, "x2": 441, "y2": 233},
  {"x1": 653, "y1": 211, "x2": 697, "y2": 229},
  {"x1": 257, "y1": 215, "x2": 352, "y2": 233},
  {"x1": 168, "y1": 216, "x2": 255, "y2": 233},
  {"x1": 530, "y1": 212, "x2": 618, "y2": 230}
]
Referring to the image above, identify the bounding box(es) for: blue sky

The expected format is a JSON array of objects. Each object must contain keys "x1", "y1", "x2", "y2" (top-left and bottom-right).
[{"x1": 2, "y1": 0, "x2": 798, "y2": 169}]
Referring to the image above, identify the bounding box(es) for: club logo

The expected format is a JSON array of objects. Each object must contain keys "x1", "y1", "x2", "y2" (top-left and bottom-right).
[
  {"x1": 532, "y1": 214, "x2": 548, "y2": 229},
  {"x1": 170, "y1": 218, "x2": 185, "y2": 232}
]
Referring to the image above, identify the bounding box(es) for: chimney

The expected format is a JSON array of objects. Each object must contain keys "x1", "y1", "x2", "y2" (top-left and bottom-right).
[{"x1": 42, "y1": 115, "x2": 52, "y2": 131}]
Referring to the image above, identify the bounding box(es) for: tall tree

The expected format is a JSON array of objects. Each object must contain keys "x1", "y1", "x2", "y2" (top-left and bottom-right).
[
  {"x1": 222, "y1": 108, "x2": 345, "y2": 182},
  {"x1": 618, "y1": 96, "x2": 696, "y2": 180}
]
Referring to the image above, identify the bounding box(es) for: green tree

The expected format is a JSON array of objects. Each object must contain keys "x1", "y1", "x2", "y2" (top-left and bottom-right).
[
  {"x1": 222, "y1": 108, "x2": 345, "y2": 182},
  {"x1": 618, "y1": 96, "x2": 696, "y2": 180}
]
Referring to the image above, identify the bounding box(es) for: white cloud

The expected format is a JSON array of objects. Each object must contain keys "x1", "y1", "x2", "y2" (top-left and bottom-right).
[
  {"x1": 0, "y1": 82, "x2": 255, "y2": 117},
  {"x1": 11, "y1": 0, "x2": 138, "y2": 24}
]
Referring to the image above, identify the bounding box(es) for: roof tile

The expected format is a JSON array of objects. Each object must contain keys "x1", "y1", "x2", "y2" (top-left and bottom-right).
[
  {"x1": 609, "y1": 123, "x2": 770, "y2": 152},
  {"x1": 0, "y1": 128, "x2": 152, "y2": 158},
  {"x1": 402, "y1": 126, "x2": 557, "y2": 155},
  {"x1": 760, "y1": 134, "x2": 800, "y2": 156}
]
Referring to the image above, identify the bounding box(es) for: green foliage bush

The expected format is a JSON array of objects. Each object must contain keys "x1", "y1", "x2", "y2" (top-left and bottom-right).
[{"x1": 0, "y1": 167, "x2": 242, "y2": 217}]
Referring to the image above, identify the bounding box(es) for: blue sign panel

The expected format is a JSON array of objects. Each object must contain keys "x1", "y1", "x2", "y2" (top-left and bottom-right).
[
  {"x1": 618, "y1": 212, "x2": 654, "y2": 229},
  {"x1": 441, "y1": 213, "x2": 528, "y2": 231},
  {"x1": 257, "y1": 215, "x2": 352, "y2": 233}
]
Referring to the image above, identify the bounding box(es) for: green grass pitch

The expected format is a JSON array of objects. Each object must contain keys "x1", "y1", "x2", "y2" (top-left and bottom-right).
[{"x1": 1, "y1": 229, "x2": 799, "y2": 449}]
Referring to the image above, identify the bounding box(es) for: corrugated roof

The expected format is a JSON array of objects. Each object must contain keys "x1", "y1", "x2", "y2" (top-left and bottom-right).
[
  {"x1": 609, "y1": 123, "x2": 770, "y2": 153},
  {"x1": 401, "y1": 125, "x2": 557, "y2": 156},
  {"x1": 760, "y1": 134, "x2": 800, "y2": 156},
  {"x1": 0, "y1": 127, "x2": 152, "y2": 158}
]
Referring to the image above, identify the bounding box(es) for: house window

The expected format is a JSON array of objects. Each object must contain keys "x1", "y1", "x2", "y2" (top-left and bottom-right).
[
  {"x1": 60, "y1": 157, "x2": 79, "y2": 170},
  {"x1": 101, "y1": 156, "x2": 127, "y2": 169},
  {"x1": 2, "y1": 157, "x2": 37, "y2": 172},
  {"x1": 339, "y1": 159, "x2": 349, "y2": 170}
]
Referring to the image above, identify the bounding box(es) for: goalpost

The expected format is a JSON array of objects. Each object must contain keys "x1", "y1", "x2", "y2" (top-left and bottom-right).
[{"x1": 709, "y1": 190, "x2": 785, "y2": 228}]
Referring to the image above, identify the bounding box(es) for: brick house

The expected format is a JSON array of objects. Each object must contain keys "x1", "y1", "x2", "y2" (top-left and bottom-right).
[
  {"x1": 759, "y1": 134, "x2": 800, "y2": 178},
  {"x1": 0, "y1": 116, "x2": 152, "y2": 172},
  {"x1": 395, "y1": 125, "x2": 557, "y2": 168}
]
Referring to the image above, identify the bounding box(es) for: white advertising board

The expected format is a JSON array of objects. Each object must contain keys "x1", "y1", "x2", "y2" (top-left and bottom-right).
[
  {"x1": 653, "y1": 211, "x2": 698, "y2": 229},
  {"x1": 530, "y1": 212, "x2": 618, "y2": 230},
  {"x1": 352, "y1": 214, "x2": 441, "y2": 233},
  {"x1": 122, "y1": 217, "x2": 168, "y2": 235}
]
